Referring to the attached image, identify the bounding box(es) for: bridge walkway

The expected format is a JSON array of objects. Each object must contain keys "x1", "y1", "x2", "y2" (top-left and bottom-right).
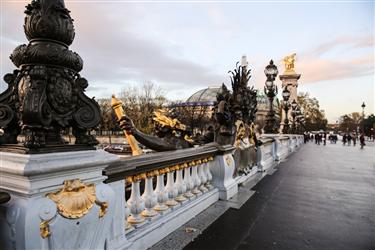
[{"x1": 184, "y1": 141, "x2": 375, "y2": 250}]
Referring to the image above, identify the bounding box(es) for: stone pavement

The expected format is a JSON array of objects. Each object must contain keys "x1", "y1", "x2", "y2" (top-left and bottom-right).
[{"x1": 184, "y1": 141, "x2": 375, "y2": 250}]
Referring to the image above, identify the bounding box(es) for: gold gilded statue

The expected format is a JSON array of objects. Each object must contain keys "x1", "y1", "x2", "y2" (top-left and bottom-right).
[
  {"x1": 283, "y1": 53, "x2": 296, "y2": 74},
  {"x1": 111, "y1": 95, "x2": 143, "y2": 156}
]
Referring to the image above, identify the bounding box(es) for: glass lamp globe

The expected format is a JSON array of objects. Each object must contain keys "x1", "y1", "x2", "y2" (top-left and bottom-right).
[
  {"x1": 291, "y1": 100, "x2": 298, "y2": 109},
  {"x1": 264, "y1": 60, "x2": 278, "y2": 76},
  {"x1": 265, "y1": 80, "x2": 274, "y2": 88}
]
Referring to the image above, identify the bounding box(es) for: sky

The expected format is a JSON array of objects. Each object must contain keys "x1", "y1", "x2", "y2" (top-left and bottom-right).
[{"x1": 1, "y1": 0, "x2": 374, "y2": 123}]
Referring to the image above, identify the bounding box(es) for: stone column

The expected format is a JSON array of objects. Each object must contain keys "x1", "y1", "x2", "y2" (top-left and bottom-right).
[{"x1": 279, "y1": 73, "x2": 301, "y2": 133}]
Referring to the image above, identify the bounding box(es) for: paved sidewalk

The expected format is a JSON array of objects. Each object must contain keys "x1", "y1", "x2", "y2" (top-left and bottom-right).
[{"x1": 184, "y1": 142, "x2": 375, "y2": 250}]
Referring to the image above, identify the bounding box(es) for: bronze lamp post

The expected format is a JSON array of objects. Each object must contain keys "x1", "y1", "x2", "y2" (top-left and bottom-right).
[
  {"x1": 282, "y1": 88, "x2": 291, "y2": 134},
  {"x1": 361, "y1": 102, "x2": 366, "y2": 132},
  {"x1": 263, "y1": 60, "x2": 279, "y2": 133}
]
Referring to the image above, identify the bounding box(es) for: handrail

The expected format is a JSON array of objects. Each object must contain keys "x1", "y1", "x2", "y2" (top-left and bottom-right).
[
  {"x1": 103, "y1": 143, "x2": 230, "y2": 183},
  {"x1": 259, "y1": 137, "x2": 275, "y2": 145}
]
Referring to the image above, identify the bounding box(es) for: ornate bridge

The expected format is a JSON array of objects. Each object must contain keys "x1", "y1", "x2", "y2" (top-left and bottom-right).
[{"x1": 0, "y1": 1, "x2": 305, "y2": 249}]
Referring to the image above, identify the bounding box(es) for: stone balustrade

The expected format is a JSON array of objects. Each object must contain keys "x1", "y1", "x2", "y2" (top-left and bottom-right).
[
  {"x1": 0, "y1": 136, "x2": 303, "y2": 250},
  {"x1": 102, "y1": 143, "x2": 235, "y2": 249}
]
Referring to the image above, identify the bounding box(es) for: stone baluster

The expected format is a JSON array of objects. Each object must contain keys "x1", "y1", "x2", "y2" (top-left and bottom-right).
[
  {"x1": 126, "y1": 174, "x2": 146, "y2": 224},
  {"x1": 141, "y1": 170, "x2": 158, "y2": 217},
  {"x1": 205, "y1": 156, "x2": 214, "y2": 190},
  {"x1": 124, "y1": 183, "x2": 132, "y2": 230},
  {"x1": 197, "y1": 159, "x2": 208, "y2": 192},
  {"x1": 154, "y1": 169, "x2": 169, "y2": 212},
  {"x1": 175, "y1": 164, "x2": 187, "y2": 202},
  {"x1": 165, "y1": 166, "x2": 179, "y2": 207},
  {"x1": 183, "y1": 163, "x2": 195, "y2": 198},
  {"x1": 191, "y1": 161, "x2": 202, "y2": 195}
]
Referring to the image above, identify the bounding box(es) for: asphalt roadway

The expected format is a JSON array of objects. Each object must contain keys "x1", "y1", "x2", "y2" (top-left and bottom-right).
[{"x1": 184, "y1": 141, "x2": 375, "y2": 250}]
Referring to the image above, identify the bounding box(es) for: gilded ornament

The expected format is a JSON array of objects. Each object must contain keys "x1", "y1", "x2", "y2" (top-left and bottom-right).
[
  {"x1": 126, "y1": 176, "x2": 134, "y2": 183},
  {"x1": 96, "y1": 201, "x2": 108, "y2": 218},
  {"x1": 111, "y1": 95, "x2": 143, "y2": 156},
  {"x1": 135, "y1": 173, "x2": 147, "y2": 181},
  {"x1": 234, "y1": 120, "x2": 246, "y2": 148},
  {"x1": 47, "y1": 179, "x2": 105, "y2": 219},
  {"x1": 226, "y1": 156, "x2": 232, "y2": 166},
  {"x1": 283, "y1": 53, "x2": 296, "y2": 74},
  {"x1": 40, "y1": 220, "x2": 51, "y2": 238},
  {"x1": 146, "y1": 171, "x2": 154, "y2": 178},
  {"x1": 153, "y1": 109, "x2": 187, "y2": 131}
]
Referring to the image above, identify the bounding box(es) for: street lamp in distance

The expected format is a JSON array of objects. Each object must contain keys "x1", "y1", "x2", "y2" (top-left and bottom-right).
[{"x1": 361, "y1": 102, "x2": 366, "y2": 133}]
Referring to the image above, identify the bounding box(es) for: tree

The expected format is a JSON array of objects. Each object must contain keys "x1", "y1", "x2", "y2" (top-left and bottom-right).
[
  {"x1": 297, "y1": 92, "x2": 327, "y2": 131},
  {"x1": 338, "y1": 112, "x2": 362, "y2": 133},
  {"x1": 119, "y1": 82, "x2": 167, "y2": 134},
  {"x1": 171, "y1": 103, "x2": 213, "y2": 135},
  {"x1": 98, "y1": 98, "x2": 119, "y2": 144},
  {"x1": 362, "y1": 114, "x2": 375, "y2": 136}
]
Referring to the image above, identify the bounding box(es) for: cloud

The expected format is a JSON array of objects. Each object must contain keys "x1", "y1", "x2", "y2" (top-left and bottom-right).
[
  {"x1": 309, "y1": 36, "x2": 374, "y2": 56},
  {"x1": 1, "y1": 2, "x2": 226, "y2": 98},
  {"x1": 297, "y1": 56, "x2": 374, "y2": 84},
  {"x1": 289, "y1": 35, "x2": 375, "y2": 84}
]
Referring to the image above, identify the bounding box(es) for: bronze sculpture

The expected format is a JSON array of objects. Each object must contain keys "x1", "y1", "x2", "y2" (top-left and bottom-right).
[
  {"x1": 119, "y1": 109, "x2": 194, "y2": 152},
  {"x1": 283, "y1": 53, "x2": 296, "y2": 74},
  {"x1": 0, "y1": 0, "x2": 100, "y2": 152},
  {"x1": 213, "y1": 59, "x2": 258, "y2": 175},
  {"x1": 214, "y1": 61, "x2": 258, "y2": 147},
  {"x1": 116, "y1": 58, "x2": 258, "y2": 158}
]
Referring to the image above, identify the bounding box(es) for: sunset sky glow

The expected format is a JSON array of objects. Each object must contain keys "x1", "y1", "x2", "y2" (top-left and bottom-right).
[{"x1": 1, "y1": 0, "x2": 374, "y2": 123}]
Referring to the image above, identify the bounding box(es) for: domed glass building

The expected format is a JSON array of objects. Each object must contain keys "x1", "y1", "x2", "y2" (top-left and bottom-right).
[
  {"x1": 171, "y1": 87, "x2": 280, "y2": 129},
  {"x1": 173, "y1": 87, "x2": 219, "y2": 107}
]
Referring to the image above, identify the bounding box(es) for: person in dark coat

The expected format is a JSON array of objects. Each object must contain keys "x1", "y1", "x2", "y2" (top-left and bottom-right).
[
  {"x1": 343, "y1": 134, "x2": 347, "y2": 145},
  {"x1": 360, "y1": 133, "x2": 366, "y2": 149},
  {"x1": 347, "y1": 133, "x2": 352, "y2": 146}
]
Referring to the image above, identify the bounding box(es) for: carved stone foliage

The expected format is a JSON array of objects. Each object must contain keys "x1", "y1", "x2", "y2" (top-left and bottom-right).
[{"x1": 0, "y1": 0, "x2": 100, "y2": 151}]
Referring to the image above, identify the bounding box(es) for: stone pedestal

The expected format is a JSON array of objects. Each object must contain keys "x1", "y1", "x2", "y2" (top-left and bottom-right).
[
  {"x1": 0, "y1": 150, "x2": 122, "y2": 250},
  {"x1": 257, "y1": 138, "x2": 276, "y2": 172},
  {"x1": 210, "y1": 146, "x2": 237, "y2": 200},
  {"x1": 279, "y1": 73, "x2": 301, "y2": 133}
]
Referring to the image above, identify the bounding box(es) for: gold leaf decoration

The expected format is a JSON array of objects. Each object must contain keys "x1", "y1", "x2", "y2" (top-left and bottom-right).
[
  {"x1": 40, "y1": 220, "x2": 51, "y2": 238},
  {"x1": 47, "y1": 179, "x2": 96, "y2": 219},
  {"x1": 96, "y1": 201, "x2": 108, "y2": 218},
  {"x1": 153, "y1": 109, "x2": 186, "y2": 131}
]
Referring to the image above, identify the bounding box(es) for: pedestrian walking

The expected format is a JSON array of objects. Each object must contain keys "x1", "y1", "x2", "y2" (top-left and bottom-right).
[
  {"x1": 360, "y1": 133, "x2": 366, "y2": 149},
  {"x1": 347, "y1": 134, "x2": 352, "y2": 146},
  {"x1": 323, "y1": 133, "x2": 327, "y2": 146},
  {"x1": 352, "y1": 133, "x2": 357, "y2": 147},
  {"x1": 343, "y1": 134, "x2": 347, "y2": 146}
]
